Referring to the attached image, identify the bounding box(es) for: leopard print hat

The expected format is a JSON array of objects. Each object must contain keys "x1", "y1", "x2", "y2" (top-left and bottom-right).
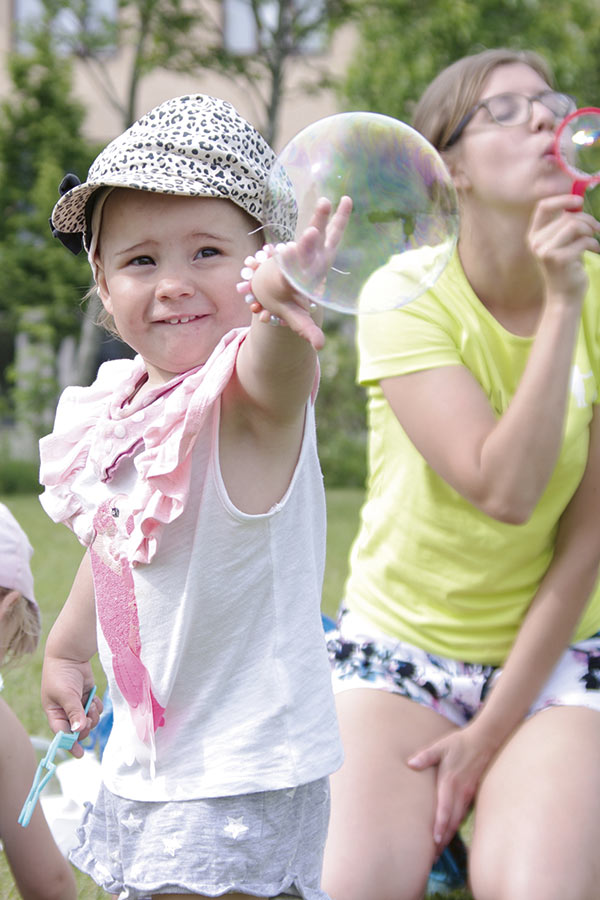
[{"x1": 50, "y1": 94, "x2": 296, "y2": 250}]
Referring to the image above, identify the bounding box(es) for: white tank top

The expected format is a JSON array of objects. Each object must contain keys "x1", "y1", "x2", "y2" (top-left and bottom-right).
[{"x1": 40, "y1": 333, "x2": 342, "y2": 801}]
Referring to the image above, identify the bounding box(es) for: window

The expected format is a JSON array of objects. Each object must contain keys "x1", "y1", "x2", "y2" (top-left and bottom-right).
[
  {"x1": 223, "y1": 0, "x2": 327, "y2": 56},
  {"x1": 13, "y1": 0, "x2": 118, "y2": 53}
]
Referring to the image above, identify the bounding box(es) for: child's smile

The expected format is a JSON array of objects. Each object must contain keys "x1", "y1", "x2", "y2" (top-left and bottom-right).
[{"x1": 161, "y1": 314, "x2": 203, "y2": 325}]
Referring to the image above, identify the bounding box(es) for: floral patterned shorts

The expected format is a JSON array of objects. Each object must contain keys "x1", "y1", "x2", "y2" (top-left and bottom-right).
[{"x1": 327, "y1": 609, "x2": 600, "y2": 726}]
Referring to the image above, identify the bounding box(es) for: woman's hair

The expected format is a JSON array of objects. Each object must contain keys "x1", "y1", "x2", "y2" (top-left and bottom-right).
[
  {"x1": 0, "y1": 587, "x2": 41, "y2": 666},
  {"x1": 412, "y1": 48, "x2": 555, "y2": 152}
]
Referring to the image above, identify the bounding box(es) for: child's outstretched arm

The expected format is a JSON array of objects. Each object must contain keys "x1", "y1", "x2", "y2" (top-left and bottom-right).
[
  {"x1": 221, "y1": 196, "x2": 351, "y2": 514},
  {"x1": 41, "y1": 552, "x2": 102, "y2": 758},
  {"x1": 238, "y1": 196, "x2": 351, "y2": 407},
  {"x1": 244, "y1": 195, "x2": 352, "y2": 351}
]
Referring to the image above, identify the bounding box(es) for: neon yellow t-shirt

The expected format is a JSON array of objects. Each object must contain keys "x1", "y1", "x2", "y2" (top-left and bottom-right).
[{"x1": 344, "y1": 249, "x2": 600, "y2": 665}]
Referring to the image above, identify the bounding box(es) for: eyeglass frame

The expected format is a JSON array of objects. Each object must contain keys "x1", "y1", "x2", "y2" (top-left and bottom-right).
[{"x1": 442, "y1": 90, "x2": 577, "y2": 151}]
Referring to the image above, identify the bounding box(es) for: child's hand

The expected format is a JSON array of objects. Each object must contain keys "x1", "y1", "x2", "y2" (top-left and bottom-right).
[
  {"x1": 41, "y1": 656, "x2": 102, "y2": 758},
  {"x1": 238, "y1": 195, "x2": 353, "y2": 350}
]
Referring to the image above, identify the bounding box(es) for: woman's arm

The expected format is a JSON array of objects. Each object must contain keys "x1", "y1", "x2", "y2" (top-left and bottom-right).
[
  {"x1": 382, "y1": 195, "x2": 600, "y2": 523},
  {"x1": 42, "y1": 552, "x2": 101, "y2": 756},
  {"x1": 409, "y1": 403, "x2": 600, "y2": 848}
]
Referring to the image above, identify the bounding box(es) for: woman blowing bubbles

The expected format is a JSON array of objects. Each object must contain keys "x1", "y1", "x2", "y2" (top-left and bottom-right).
[{"x1": 323, "y1": 49, "x2": 600, "y2": 900}]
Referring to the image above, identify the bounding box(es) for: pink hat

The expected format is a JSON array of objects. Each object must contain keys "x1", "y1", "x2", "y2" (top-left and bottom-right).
[{"x1": 0, "y1": 503, "x2": 37, "y2": 606}]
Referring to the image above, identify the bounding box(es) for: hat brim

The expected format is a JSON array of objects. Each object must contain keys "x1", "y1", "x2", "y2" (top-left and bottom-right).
[{"x1": 51, "y1": 176, "x2": 254, "y2": 246}]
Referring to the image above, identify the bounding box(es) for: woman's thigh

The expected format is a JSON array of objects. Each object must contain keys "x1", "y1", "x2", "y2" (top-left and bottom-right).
[
  {"x1": 322, "y1": 688, "x2": 457, "y2": 900},
  {"x1": 470, "y1": 705, "x2": 600, "y2": 900}
]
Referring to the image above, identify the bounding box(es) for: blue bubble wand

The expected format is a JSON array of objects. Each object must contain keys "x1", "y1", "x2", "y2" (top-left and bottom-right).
[{"x1": 18, "y1": 685, "x2": 97, "y2": 827}]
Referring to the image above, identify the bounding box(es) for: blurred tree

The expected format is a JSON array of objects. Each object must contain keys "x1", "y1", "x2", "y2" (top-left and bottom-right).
[
  {"x1": 33, "y1": 0, "x2": 351, "y2": 144},
  {"x1": 4, "y1": 0, "x2": 353, "y2": 419},
  {"x1": 151, "y1": 0, "x2": 351, "y2": 146},
  {"x1": 340, "y1": 0, "x2": 600, "y2": 122},
  {"x1": 317, "y1": 317, "x2": 367, "y2": 487},
  {"x1": 0, "y1": 20, "x2": 98, "y2": 419}
]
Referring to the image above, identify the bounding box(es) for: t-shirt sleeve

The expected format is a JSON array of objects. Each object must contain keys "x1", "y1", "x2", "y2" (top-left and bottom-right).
[{"x1": 356, "y1": 288, "x2": 464, "y2": 387}]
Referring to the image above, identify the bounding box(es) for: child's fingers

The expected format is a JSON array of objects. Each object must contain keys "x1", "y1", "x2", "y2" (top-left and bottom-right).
[
  {"x1": 48, "y1": 686, "x2": 99, "y2": 736},
  {"x1": 325, "y1": 195, "x2": 353, "y2": 251},
  {"x1": 86, "y1": 694, "x2": 104, "y2": 730},
  {"x1": 305, "y1": 197, "x2": 333, "y2": 233},
  {"x1": 261, "y1": 303, "x2": 324, "y2": 350},
  {"x1": 294, "y1": 228, "x2": 322, "y2": 269},
  {"x1": 289, "y1": 315, "x2": 325, "y2": 351},
  {"x1": 66, "y1": 700, "x2": 87, "y2": 733},
  {"x1": 45, "y1": 703, "x2": 74, "y2": 735}
]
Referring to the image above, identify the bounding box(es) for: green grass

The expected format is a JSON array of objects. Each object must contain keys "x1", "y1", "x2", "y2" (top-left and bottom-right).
[{"x1": 0, "y1": 490, "x2": 472, "y2": 899}]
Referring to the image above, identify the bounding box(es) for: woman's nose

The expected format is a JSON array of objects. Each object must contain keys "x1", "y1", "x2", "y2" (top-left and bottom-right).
[{"x1": 531, "y1": 98, "x2": 559, "y2": 132}]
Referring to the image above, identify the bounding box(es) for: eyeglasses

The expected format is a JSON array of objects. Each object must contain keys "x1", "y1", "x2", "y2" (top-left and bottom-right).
[{"x1": 443, "y1": 90, "x2": 577, "y2": 149}]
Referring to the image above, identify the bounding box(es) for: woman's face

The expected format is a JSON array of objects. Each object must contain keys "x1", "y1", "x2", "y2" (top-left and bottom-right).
[{"x1": 450, "y1": 62, "x2": 573, "y2": 211}]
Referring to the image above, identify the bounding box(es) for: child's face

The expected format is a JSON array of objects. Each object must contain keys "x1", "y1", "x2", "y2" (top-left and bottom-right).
[{"x1": 96, "y1": 190, "x2": 260, "y2": 387}]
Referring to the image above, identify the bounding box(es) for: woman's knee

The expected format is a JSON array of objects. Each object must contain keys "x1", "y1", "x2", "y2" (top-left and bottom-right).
[
  {"x1": 323, "y1": 691, "x2": 453, "y2": 900},
  {"x1": 323, "y1": 855, "x2": 431, "y2": 900},
  {"x1": 470, "y1": 707, "x2": 600, "y2": 900},
  {"x1": 470, "y1": 856, "x2": 596, "y2": 900}
]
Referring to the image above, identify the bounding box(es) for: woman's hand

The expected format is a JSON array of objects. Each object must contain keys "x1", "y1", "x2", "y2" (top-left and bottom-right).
[
  {"x1": 241, "y1": 195, "x2": 352, "y2": 350},
  {"x1": 527, "y1": 193, "x2": 600, "y2": 301},
  {"x1": 41, "y1": 655, "x2": 102, "y2": 758},
  {"x1": 407, "y1": 720, "x2": 498, "y2": 852}
]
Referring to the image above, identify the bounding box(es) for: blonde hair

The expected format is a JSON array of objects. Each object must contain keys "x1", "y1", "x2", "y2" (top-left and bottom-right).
[
  {"x1": 0, "y1": 587, "x2": 41, "y2": 666},
  {"x1": 412, "y1": 48, "x2": 555, "y2": 152}
]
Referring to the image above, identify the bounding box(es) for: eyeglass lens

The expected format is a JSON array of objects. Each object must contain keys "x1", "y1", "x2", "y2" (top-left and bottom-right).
[{"x1": 486, "y1": 92, "x2": 574, "y2": 125}]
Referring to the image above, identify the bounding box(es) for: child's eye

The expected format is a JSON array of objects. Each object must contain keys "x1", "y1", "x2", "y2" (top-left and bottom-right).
[
  {"x1": 196, "y1": 247, "x2": 219, "y2": 259},
  {"x1": 129, "y1": 255, "x2": 155, "y2": 266}
]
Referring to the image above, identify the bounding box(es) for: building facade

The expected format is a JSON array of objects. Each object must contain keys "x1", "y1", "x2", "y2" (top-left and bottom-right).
[{"x1": 2, "y1": 0, "x2": 356, "y2": 150}]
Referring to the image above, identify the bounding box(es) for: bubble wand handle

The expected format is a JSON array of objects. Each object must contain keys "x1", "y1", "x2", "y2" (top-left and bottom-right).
[
  {"x1": 572, "y1": 179, "x2": 590, "y2": 197},
  {"x1": 18, "y1": 685, "x2": 97, "y2": 828}
]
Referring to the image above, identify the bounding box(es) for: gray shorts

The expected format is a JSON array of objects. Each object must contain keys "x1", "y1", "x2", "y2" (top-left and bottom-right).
[
  {"x1": 70, "y1": 777, "x2": 331, "y2": 899},
  {"x1": 328, "y1": 609, "x2": 600, "y2": 726}
]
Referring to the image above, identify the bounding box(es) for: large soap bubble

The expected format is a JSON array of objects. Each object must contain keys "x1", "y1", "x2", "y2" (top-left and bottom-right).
[
  {"x1": 263, "y1": 111, "x2": 459, "y2": 314},
  {"x1": 555, "y1": 107, "x2": 600, "y2": 195}
]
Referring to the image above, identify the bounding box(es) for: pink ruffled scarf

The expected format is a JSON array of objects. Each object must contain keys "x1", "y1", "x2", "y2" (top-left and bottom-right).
[{"x1": 39, "y1": 328, "x2": 248, "y2": 565}]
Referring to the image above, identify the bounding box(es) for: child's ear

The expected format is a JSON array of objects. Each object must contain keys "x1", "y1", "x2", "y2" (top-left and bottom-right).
[
  {"x1": 95, "y1": 264, "x2": 114, "y2": 314},
  {"x1": 0, "y1": 590, "x2": 20, "y2": 620}
]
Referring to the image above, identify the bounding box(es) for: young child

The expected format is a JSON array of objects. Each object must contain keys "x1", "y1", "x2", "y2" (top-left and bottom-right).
[
  {"x1": 38, "y1": 94, "x2": 350, "y2": 900},
  {"x1": 0, "y1": 502, "x2": 77, "y2": 900}
]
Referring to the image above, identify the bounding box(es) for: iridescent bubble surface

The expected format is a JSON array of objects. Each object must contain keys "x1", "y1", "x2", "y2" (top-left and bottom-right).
[
  {"x1": 263, "y1": 112, "x2": 459, "y2": 314},
  {"x1": 556, "y1": 108, "x2": 600, "y2": 182}
]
